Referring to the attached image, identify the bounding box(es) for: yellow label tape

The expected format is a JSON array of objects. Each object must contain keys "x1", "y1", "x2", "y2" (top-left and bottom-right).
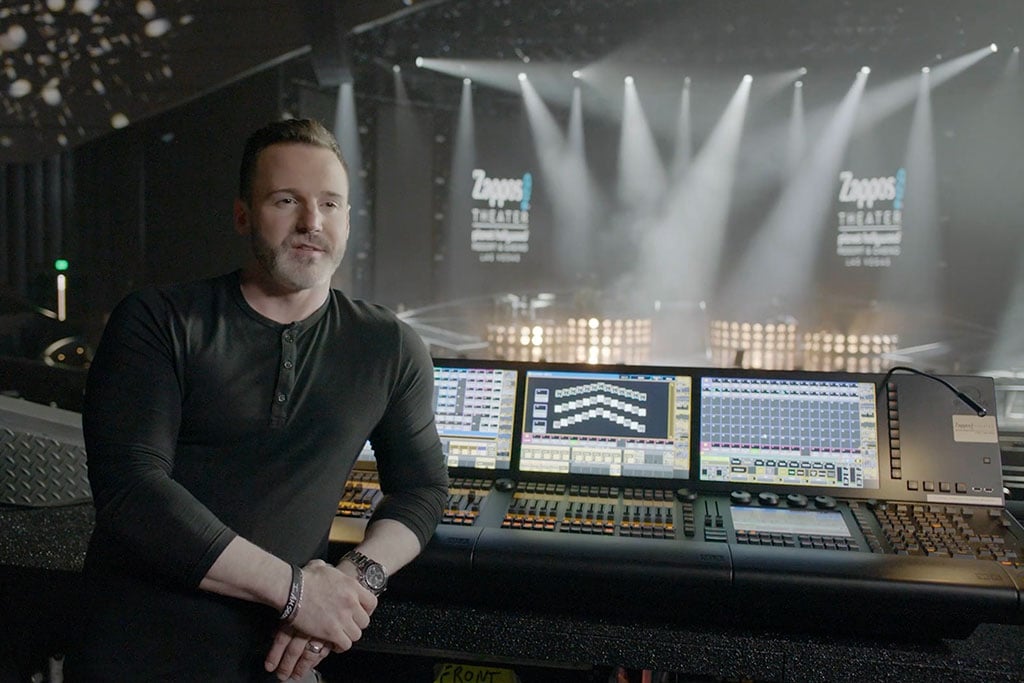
[{"x1": 432, "y1": 662, "x2": 519, "y2": 683}]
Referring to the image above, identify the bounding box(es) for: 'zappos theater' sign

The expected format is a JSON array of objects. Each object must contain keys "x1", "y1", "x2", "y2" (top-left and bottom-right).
[
  {"x1": 835, "y1": 168, "x2": 905, "y2": 268},
  {"x1": 469, "y1": 168, "x2": 532, "y2": 263}
]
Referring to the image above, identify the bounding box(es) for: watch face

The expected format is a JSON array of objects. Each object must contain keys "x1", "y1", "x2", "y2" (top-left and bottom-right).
[{"x1": 364, "y1": 563, "x2": 387, "y2": 591}]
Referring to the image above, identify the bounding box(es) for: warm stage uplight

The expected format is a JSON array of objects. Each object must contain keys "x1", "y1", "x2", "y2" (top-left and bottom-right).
[
  {"x1": 710, "y1": 320, "x2": 797, "y2": 370},
  {"x1": 709, "y1": 321, "x2": 898, "y2": 372},
  {"x1": 487, "y1": 318, "x2": 653, "y2": 365},
  {"x1": 803, "y1": 332, "x2": 899, "y2": 373}
]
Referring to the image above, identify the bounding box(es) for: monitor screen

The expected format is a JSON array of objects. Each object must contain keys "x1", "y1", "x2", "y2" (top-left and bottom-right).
[
  {"x1": 356, "y1": 441, "x2": 376, "y2": 464},
  {"x1": 698, "y1": 375, "x2": 879, "y2": 489},
  {"x1": 518, "y1": 368, "x2": 692, "y2": 479},
  {"x1": 433, "y1": 364, "x2": 519, "y2": 471}
]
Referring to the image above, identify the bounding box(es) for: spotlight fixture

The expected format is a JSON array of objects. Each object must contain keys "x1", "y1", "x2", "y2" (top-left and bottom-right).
[
  {"x1": 517, "y1": 72, "x2": 527, "y2": 81},
  {"x1": 415, "y1": 56, "x2": 424, "y2": 67},
  {"x1": 990, "y1": 43, "x2": 999, "y2": 53},
  {"x1": 795, "y1": 80, "x2": 803, "y2": 88},
  {"x1": 860, "y1": 66, "x2": 871, "y2": 75},
  {"x1": 463, "y1": 77, "x2": 471, "y2": 85},
  {"x1": 799, "y1": 67, "x2": 808, "y2": 75},
  {"x1": 624, "y1": 75, "x2": 634, "y2": 84},
  {"x1": 392, "y1": 65, "x2": 401, "y2": 73},
  {"x1": 683, "y1": 76, "x2": 691, "y2": 86},
  {"x1": 921, "y1": 66, "x2": 930, "y2": 74},
  {"x1": 572, "y1": 70, "x2": 581, "y2": 79},
  {"x1": 742, "y1": 74, "x2": 753, "y2": 83},
  {"x1": 1014, "y1": 46, "x2": 1021, "y2": 53}
]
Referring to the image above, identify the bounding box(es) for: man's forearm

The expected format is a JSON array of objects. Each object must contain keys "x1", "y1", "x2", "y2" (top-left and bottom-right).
[
  {"x1": 200, "y1": 519, "x2": 423, "y2": 610},
  {"x1": 199, "y1": 536, "x2": 292, "y2": 611},
  {"x1": 343, "y1": 518, "x2": 423, "y2": 574}
]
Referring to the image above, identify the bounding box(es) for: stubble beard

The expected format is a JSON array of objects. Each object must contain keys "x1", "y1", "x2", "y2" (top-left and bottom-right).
[{"x1": 250, "y1": 231, "x2": 344, "y2": 292}]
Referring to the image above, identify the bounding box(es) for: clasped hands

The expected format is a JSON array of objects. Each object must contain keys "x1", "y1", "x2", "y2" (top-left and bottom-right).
[{"x1": 264, "y1": 558, "x2": 378, "y2": 681}]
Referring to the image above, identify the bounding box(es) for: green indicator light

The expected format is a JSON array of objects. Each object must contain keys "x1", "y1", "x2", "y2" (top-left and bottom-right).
[{"x1": 54, "y1": 259, "x2": 69, "y2": 271}]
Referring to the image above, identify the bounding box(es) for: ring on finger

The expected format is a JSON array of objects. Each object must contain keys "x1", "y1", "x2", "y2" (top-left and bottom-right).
[{"x1": 306, "y1": 641, "x2": 325, "y2": 654}]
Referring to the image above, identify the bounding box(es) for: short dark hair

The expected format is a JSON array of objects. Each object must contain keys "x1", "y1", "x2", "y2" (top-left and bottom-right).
[{"x1": 238, "y1": 118, "x2": 349, "y2": 203}]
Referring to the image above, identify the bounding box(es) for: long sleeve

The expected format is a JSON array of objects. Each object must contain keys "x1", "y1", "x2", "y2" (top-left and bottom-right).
[
  {"x1": 84, "y1": 290, "x2": 235, "y2": 587},
  {"x1": 366, "y1": 319, "x2": 449, "y2": 548}
]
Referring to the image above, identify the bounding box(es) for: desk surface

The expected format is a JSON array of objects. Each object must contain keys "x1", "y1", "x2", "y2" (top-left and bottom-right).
[{"x1": 2, "y1": 503, "x2": 1024, "y2": 682}]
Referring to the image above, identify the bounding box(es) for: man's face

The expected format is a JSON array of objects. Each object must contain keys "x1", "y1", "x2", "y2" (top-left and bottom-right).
[{"x1": 234, "y1": 142, "x2": 350, "y2": 292}]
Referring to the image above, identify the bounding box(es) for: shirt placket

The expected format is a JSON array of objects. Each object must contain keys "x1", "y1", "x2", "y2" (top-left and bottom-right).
[{"x1": 271, "y1": 324, "x2": 299, "y2": 427}]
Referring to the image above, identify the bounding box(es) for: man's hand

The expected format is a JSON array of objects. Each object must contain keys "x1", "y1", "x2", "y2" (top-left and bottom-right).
[
  {"x1": 264, "y1": 624, "x2": 331, "y2": 681},
  {"x1": 264, "y1": 559, "x2": 377, "y2": 680}
]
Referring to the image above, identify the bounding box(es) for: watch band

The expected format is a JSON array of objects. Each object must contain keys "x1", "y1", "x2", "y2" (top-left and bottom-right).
[{"x1": 342, "y1": 550, "x2": 388, "y2": 595}]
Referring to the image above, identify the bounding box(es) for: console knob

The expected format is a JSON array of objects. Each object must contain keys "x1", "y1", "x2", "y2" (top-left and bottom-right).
[
  {"x1": 730, "y1": 490, "x2": 752, "y2": 505},
  {"x1": 786, "y1": 493, "x2": 809, "y2": 508},
  {"x1": 813, "y1": 495, "x2": 837, "y2": 510},
  {"x1": 757, "y1": 491, "x2": 780, "y2": 507},
  {"x1": 675, "y1": 488, "x2": 698, "y2": 503}
]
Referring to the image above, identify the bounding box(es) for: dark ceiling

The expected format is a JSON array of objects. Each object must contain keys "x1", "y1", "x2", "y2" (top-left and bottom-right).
[
  {"x1": 351, "y1": 0, "x2": 1022, "y2": 82},
  {"x1": 1, "y1": 0, "x2": 1020, "y2": 164},
  {"x1": 0, "y1": 0, "x2": 435, "y2": 164}
]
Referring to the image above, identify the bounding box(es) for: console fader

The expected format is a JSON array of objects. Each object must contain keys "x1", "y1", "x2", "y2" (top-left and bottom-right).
[{"x1": 330, "y1": 360, "x2": 1024, "y2": 637}]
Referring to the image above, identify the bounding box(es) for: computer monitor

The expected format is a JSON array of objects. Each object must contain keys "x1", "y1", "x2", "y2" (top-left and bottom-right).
[
  {"x1": 433, "y1": 362, "x2": 519, "y2": 471},
  {"x1": 697, "y1": 375, "x2": 880, "y2": 489},
  {"x1": 355, "y1": 363, "x2": 519, "y2": 471},
  {"x1": 518, "y1": 367, "x2": 692, "y2": 479}
]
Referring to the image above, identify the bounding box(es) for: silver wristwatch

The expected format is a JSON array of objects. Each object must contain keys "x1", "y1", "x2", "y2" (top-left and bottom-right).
[{"x1": 342, "y1": 550, "x2": 388, "y2": 595}]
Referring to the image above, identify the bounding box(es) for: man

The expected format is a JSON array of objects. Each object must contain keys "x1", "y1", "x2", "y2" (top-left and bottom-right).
[{"x1": 68, "y1": 119, "x2": 449, "y2": 681}]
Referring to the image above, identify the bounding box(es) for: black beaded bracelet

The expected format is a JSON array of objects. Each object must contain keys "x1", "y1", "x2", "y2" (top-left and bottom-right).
[{"x1": 279, "y1": 563, "x2": 303, "y2": 623}]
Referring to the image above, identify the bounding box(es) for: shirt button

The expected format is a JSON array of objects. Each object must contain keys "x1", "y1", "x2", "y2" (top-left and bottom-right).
[
  {"x1": 276, "y1": 393, "x2": 287, "y2": 403},
  {"x1": 283, "y1": 360, "x2": 294, "y2": 369},
  {"x1": 283, "y1": 333, "x2": 294, "y2": 343}
]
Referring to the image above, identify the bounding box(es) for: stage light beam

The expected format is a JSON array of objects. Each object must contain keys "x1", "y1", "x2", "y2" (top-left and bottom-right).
[
  {"x1": 518, "y1": 75, "x2": 599, "y2": 279},
  {"x1": 878, "y1": 68, "x2": 941, "y2": 330},
  {"x1": 439, "y1": 77, "x2": 477, "y2": 297},
  {"x1": 718, "y1": 71, "x2": 869, "y2": 320},
  {"x1": 617, "y1": 71, "x2": 666, "y2": 208},
  {"x1": 632, "y1": 75, "x2": 753, "y2": 306}
]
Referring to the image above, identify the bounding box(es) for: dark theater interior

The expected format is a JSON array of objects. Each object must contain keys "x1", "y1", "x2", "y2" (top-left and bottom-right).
[{"x1": 3, "y1": 1, "x2": 1024, "y2": 681}]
